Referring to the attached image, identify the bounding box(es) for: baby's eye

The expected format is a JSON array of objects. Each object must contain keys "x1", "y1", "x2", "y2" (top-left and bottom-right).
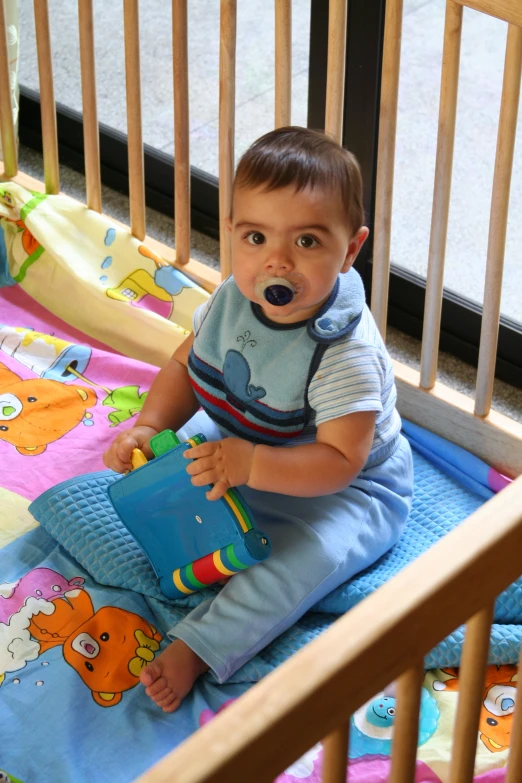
[
  {"x1": 296, "y1": 235, "x2": 318, "y2": 249},
  {"x1": 246, "y1": 231, "x2": 265, "y2": 245}
]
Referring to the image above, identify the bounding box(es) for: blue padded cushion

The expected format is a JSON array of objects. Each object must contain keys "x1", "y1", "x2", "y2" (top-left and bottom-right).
[{"x1": 29, "y1": 448, "x2": 522, "y2": 668}]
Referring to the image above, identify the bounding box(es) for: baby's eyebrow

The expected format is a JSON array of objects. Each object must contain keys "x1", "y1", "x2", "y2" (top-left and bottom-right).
[
  {"x1": 233, "y1": 221, "x2": 332, "y2": 235},
  {"x1": 234, "y1": 221, "x2": 267, "y2": 229},
  {"x1": 292, "y1": 224, "x2": 332, "y2": 235}
]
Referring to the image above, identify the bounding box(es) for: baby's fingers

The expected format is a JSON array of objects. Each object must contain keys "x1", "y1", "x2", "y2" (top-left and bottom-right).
[
  {"x1": 116, "y1": 436, "x2": 138, "y2": 463},
  {"x1": 190, "y1": 469, "x2": 218, "y2": 488},
  {"x1": 103, "y1": 447, "x2": 130, "y2": 474},
  {"x1": 184, "y1": 442, "x2": 217, "y2": 460},
  {"x1": 185, "y1": 456, "x2": 216, "y2": 476},
  {"x1": 206, "y1": 482, "x2": 228, "y2": 501}
]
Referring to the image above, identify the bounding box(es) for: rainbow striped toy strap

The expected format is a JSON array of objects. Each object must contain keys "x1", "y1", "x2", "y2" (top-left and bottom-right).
[{"x1": 173, "y1": 531, "x2": 270, "y2": 594}]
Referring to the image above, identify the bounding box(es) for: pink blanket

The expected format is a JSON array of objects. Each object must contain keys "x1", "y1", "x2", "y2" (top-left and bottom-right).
[{"x1": 0, "y1": 286, "x2": 157, "y2": 500}]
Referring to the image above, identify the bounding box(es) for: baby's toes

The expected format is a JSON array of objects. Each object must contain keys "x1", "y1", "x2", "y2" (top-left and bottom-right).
[
  {"x1": 140, "y1": 660, "x2": 162, "y2": 688},
  {"x1": 159, "y1": 693, "x2": 182, "y2": 713},
  {"x1": 145, "y1": 678, "x2": 169, "y2": 699}
]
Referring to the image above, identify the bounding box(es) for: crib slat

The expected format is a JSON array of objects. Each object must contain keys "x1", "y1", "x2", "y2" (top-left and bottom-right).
[
  {"x1": 173, "y1": 0, "x2": 190, "y2": 266},
  {"x1": 475, "y1": 23, "x2": 522, "y2": 417},
  {"x1": 448, "y1": 603, "x2": 495, "y2": 783},
  {"x1": 78, "y1": 0, "x2": 101, "y2": 213},
  {"x1": 123, "y1": 0, "x2": 146, "y2": 241},
  {"x1": 219, "y1": 0, "x2": 236, "y2": 279},
  {"x1": 324, "y1": 0, "x2": 347, "y2": 144},
  {"x1": 275, "y1": 0, "x2": 291, "y2": 128},
  {"x1": 388, "y1": 661, "x2": 424, "y2": 783},
  {"x1": 0, "y1": 0, "x2": 17, "y2": 177},
  {"x1": 371, "y1": 0, "x2": 403, "y2": 339},
  {"x1": 322, "y1": 722, "x2": 350, "y2": 783},
  {"x1": 505, "y1": 644, "x2": 522, "y2": 782},
  {"x1": 33, "y1": 0, "x2": 60, "y2": 194},
  {"x1": 420, "y1": 0, "x2": 462, "y2": 390}
]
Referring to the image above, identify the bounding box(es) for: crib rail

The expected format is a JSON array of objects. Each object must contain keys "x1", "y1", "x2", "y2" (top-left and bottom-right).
[
  {"x1": 324, "y1": 0, "x2": 348, "y2": 144},
  {"x1": 275, "y1": 0, "x2": 292, "y2": 129},
  {"x1": 419, "y1": 0, "x2": 462, "y2": 392},
  {"x1": 0, "y1": 0, "x2": 16, "y2": 177},
  {"x1": 78, "y1": 0, "x2": 101, "y2": 213},
  {"x1": 218, "y1": 0, "x2": 236, "y2": 278},
  {"x1": 388, "y1": 663, "x2": 424, "y2": 782},
  {"x1": 371, "y1": 0, "x2": 402, "y2": 340},
  {"x1": 135, "y1": 475, "x2": 522, "y2": 783},
  {"x1": 33, "y1": 0, "x2": 59, "y2": 194},
  {"x1": 173, "y1": 0, "x2": 190, "y2": 267},
  {"x1": 123, "y1": 0, "x2": 146, "y2": 241},
  {"x1": 474, "y1": 22, "x2": 522, "y2": 416}
]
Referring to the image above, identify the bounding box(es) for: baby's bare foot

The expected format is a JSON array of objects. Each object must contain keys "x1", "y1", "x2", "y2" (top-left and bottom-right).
[{"x1": 140, "y1": 639, "x2": 209, "y2": 713}]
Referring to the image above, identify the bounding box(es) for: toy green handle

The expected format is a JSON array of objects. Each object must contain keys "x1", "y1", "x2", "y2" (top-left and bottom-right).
[
  {"x1": 130, "y1": 429, "x2": 183, "y2": 471},
  {"x1": 150, "y1": 429, "x2": 181, "y2": 456}
]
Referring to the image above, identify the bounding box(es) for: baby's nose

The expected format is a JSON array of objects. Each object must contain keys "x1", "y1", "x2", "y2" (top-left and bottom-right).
[{"x1": 264, "y1": 251, "x2": 293, "y2": 273}]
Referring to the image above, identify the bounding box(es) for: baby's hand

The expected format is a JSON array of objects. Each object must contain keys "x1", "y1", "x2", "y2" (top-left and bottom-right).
[
  {"x1": 184, "y1": 437, "x2": 255, "y2": 501},
  {"x1": 103, "y1": 425, "x2": 159, "y2": 474}
]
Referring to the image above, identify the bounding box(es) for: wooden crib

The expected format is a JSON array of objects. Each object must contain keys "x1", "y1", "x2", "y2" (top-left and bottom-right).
[{"x1": 1, "y1": 0, "x2": 521, "y2": 781}]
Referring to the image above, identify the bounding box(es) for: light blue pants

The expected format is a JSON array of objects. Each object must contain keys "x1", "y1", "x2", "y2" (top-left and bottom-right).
[{"x1": 173, "y1": 412, "x2": 414, "y2": 683}]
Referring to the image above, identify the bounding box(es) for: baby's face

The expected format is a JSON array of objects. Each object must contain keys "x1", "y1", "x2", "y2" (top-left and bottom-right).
[{"x1": 229, "y1": 183, "x2": 367, "y2": 324}]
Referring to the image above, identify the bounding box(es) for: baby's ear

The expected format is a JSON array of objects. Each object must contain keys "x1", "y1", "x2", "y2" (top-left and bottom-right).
[
  {"x1": 226, "y1": 216, "x2": 233, "y2": 233},
  {"x1": 341, "y1": 226, "x2": 369, "y2": 272}
]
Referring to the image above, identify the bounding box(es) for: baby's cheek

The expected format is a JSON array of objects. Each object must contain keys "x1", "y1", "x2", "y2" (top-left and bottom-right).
[{"x1": 232, "y1": 272, "x2": 255, "y2": 303}]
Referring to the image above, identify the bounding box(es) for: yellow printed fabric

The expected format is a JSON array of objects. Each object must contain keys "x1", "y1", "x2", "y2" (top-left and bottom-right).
[
  {"x1": 0, "y1": 488, "x2": 39, "y2": 549},
  {"x1": 0, "y1": 183, "x2": 210, "y2": 367}
]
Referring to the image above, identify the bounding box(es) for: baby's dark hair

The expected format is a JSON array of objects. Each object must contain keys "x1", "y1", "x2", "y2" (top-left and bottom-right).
[{"x1": 233, "y1": 126, "x2": 365, "y2": 232}]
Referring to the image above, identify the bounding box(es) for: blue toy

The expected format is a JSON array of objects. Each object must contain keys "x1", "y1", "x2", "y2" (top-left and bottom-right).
[
  {"x1": 349, "y1": 688, "x2": 440, "y2": 758},
  {"x1": 108, "y1": 429, "x2": 271, "y2": 599}
]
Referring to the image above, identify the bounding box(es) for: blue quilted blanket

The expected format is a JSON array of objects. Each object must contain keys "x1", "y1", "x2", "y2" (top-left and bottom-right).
[{"x1": 28, "y1": 420, "x2": 521, "y2": 674}]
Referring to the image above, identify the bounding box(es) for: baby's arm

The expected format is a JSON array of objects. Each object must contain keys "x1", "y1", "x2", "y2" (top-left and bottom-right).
[
  {"x1": 103, "y1": 333, "x2": 199, "y2": 473},
  {"x1": 250, "y1": 410, "x2": 376, "y2": 495},
  {"x1": 185, "y1": 410, "x2": 376, "y2": 499},
  {"x1": 136, "y1": 332, "x2": 198, "y2": 435}
]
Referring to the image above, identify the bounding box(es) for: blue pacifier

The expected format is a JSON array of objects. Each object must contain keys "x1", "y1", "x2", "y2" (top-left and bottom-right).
[{"x1": 254, "y1": 275, "x2": 303, "y2": 307}]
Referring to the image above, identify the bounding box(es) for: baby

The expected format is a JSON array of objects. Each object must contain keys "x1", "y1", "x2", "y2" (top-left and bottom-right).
[{"x1": 103, "y1": 126, "x2": 414, "y2": 712}]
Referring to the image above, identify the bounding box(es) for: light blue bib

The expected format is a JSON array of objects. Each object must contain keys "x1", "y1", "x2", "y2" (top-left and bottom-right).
[{"x1": 188, "y1": 269, "x2": 366, "y2": 445}]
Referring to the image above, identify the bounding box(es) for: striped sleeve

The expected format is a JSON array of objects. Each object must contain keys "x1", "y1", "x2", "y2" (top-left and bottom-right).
[{"x1": 308, "y1": 339, "x2": 386, "y2": 426}]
